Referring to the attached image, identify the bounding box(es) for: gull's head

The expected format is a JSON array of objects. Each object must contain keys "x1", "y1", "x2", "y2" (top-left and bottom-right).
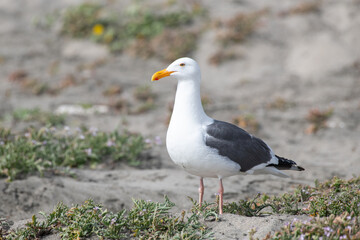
[{"x1": 151, "y1": 57, "x2": 200, "y2": 82}]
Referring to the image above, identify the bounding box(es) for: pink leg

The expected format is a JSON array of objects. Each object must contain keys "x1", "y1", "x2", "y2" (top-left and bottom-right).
[
  {"x1": 199, "y1": 177, "x2": 204, "y2": 207},
  {"x1": 219, "y1": 178, "x2": 224, "y2": 214}
]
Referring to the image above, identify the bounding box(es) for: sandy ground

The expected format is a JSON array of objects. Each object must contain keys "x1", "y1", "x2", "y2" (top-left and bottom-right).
[{"x1": 1, "y1": 0, "x2": 360, "y2": 239}]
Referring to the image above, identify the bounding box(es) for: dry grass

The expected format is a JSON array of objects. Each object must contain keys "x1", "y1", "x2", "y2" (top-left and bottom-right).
[
  {"x1": 232, "y1": 114, "x2": 260, "y2": 133},
  {"x1": 279, "y1": 1, "x2": 321, "y2": 17},
  {"x1": 21, "y1": 79, "x2": 52, "y2": 95},
  {"x1": 305, "y1": 107, "x2": 334, "y2": 134},
  {"x1": 57, "y1": 74, "x2": 77, "y2": 90},
  {"x1": 8, "y1": 70, "x2": 82, "y2": 96},
  {"x1": 133, "y1": 85, "x2": 155, "y2": 101},
  {"x1": 132, "y1": 98, "x2": 155, "y2": 114},
  {"x1": 126, "y1": 29, "x2": 198, "y2": 62},
  {"x1": 209, "y1": 9, "x2": 267, "y2": 64},
  {"x1": 267, "y1": 97, "x2": 295, "y2": 111},
  {"x1": 103, "y1": 85, "x2": 122, "y2": 97},
  {"x1": 108, "y1": 98, "x2": 129, "y2": 113},
  {"x1": 132, "y1": 85, "x2": 156, "y2": 114},
  {"x1": 208, "y1": 50, "x2": 238, "y2": 66},
  {"x1": 8, "y1": 70, "x2": 27, "y2": 82},
  {"x1": 151, "y1": 29, "x2": 198, "y2": 62},
  {"x1": 215, "y1": 9, "x2": 268, "y2": 45},
  {"x1": 76, "y1": 59, "x2": 107, "y2": 72}
]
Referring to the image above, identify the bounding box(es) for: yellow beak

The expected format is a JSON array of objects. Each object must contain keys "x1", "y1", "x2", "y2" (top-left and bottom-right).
[{"x1": 151, "y1": 69, "x2": 175, "y2": 81}]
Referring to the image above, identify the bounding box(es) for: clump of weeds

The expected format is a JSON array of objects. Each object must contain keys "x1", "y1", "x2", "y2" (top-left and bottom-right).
[
  {"x1": 232, "y1": 114, "x2": 260, "y2": 133},
  {"x1": 132, "y1": 84, "x2": 156, "y2": 114},
  {"x1": 208, "y1": 9, "x2": 267, "y2": 64},
  {"x1": 4, "y1": 197, "x2": 213, "y2": 239},
  {"x1": 1, "y1": 177, "x2": 359, "y2": 239},
  {"x1": 8, "y1": 70, "x2": 75, "y2": 96},
  {"x1": 269, "y1": 213, "x2": 360, "y2": 240},
  {"x1": 102, "y1": 84, "x2": 123, "y2": 97},
  {"x1": 267, "y1": 97, "x2": 295, "y2": 111},
  {"x1": 3, "y1": 108, "x2": 65, "y2": 127},
  {"x1": 224, "y1": 176, "x2": 360, "y2": 218},
  {"x1": 133, "y1": 84, "x2": 155, "y2": 102},
  {"x1": 279, "y1": 1, "x2": 321, "y2": 17},
  {"x1": 58, "y1": 1, "x2": 206, "y2": 60},
  {"x1": 215, "y1": 9, "x2": 267, "y2": 45},
  {"x1": 306, "y1": 107, "x2": 334, "y2": 134},
  {"x1": 208, "y1": 49, "x2": 238, "y2": 66},
  {"x1": 0, "y1": 126, "x2": 147, "y2": 181},
  {"x1": 221, "y1": 177, "x2": 360, "y2": 238}
]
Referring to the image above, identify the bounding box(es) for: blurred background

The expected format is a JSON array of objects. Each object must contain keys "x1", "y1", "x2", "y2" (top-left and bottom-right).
[{"x1": 0, "y1": 0, "x2": 359, "y2": 221}]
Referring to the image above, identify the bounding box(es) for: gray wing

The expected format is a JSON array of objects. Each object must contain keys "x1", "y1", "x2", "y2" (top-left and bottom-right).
[{"x1": 205, "y1": 120, "x2": 272, "y2": 172}]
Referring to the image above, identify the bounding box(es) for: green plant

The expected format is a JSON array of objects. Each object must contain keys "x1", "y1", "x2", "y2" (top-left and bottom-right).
[
  {"x1": 306, "y1": 177, "x2": 360, "y2": 217},
  {"x1": 2, "y1": 177, "x2": 360, "y2": 239},
  {"x1": 59, "y1": 1, "x2": 205, "y2": 59},
  {"x1": 223, "y1": 194, "x2": 274, "y2": 216},
  {"x1": 4, "y1": 197, "x2": 213, "y2": 239},
  {"x1": 270, "y1": 213, "x2": 360, "y2": 240},
  {"x1": 0, "y1": 127, "x2": 147, "y2": 181},
  {"x1": 223, "y1": 177, "x2": 360, "y2": 218},
  {"x1": 8, "y1": 108, "x2": 65, "y2": 126},
  {"x1": 61, "y1": 3, "x2": 103, "y2": 38}
]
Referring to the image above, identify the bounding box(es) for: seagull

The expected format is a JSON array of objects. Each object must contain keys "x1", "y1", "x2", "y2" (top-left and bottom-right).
[{"x1": 151, "y1": 57, "x2": 304, "y2": 214}]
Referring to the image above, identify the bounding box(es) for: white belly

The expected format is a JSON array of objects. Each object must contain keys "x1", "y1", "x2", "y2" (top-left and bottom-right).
[{"x1": 166, "y1": 123, "x2": 240, "y2": 178}]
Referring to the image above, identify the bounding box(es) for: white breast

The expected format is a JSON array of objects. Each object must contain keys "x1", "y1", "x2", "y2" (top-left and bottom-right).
[
  {"x1": 166, "y1": 77, "x2": 241, "y2": 179},
  {"x1": 166, "y1": 120, "x2": 241, "y2": 178}
]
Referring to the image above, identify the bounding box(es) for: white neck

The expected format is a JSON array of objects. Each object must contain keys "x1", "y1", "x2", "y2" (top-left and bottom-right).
[{"x1": 169, "y1": 78, "x2": 211, "y2": 127}]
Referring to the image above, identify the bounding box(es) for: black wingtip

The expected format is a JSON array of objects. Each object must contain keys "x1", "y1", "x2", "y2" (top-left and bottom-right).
[
  {"x1": 296, "y1": 165, "x2": 305, "y2": 171},
  {"x1": 269, "y1": 155, "x2": 305, "y2": 171}
]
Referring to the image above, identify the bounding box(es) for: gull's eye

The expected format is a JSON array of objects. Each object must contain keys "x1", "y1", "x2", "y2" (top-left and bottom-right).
[{"x1": 180, "y1": 63, "x2": 185, "y2": 67}]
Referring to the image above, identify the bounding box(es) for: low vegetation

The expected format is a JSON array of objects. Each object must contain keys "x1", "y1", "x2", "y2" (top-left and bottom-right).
[
  {"x1": 59, "y1": 1, "x2": 205, "y2": 60},
  {"x1": 2, "y1": 108, "x2": 65, "y2": 127},
  {"x1": 224, "y1": 176, "x2": 360, "y2": 218},
  {"x1": 279, "y1": 1, "x2": 321, "y2": 17},
  {"x1": 0, "y1": 126, "x2": 146, "y2": 181},
  {"x1": 208, "y1": 50, "x2": 238, "y2": 66},
  {"x1": 199, "y1": 176, "x2": 360, "y2": 238},
  {"x1": 215, "y1": 10, "x2": 267, "y2": 46},
  {"x1": 132, "y1": 84, "x2": 156, "y2": 114},
  {"x1": 103, "y1": 85, "x2": 123, "y2": 97},
  {"x1": 232, "y1": 114, "x2": 260, "y2": 133},
  {"x1": 2, "y1": 197, "x2": 213, "y2": 240},
  {"x1": 229, "y1": 176, "x2": 360, "y2": 239},
  {"x1": 268, "y1": 212, "x2": 360, "y2": 240},
  {"x1": 267, "y1": 97, "x2": 295, "y2": 111},
  {"x1": 133, "y1": 85, "x2": 155, "y2": 102},
  {"x1": 208, "y1": 9, "x2": 267, "y2": 65},
  {"x1": 7, "y1": 70, "x2": 82, "y2": 96},
  {"x1": 8, "y1": 70, "x2": 53, "y2": 95},
  {"x1": 1, "y1": 177, "x2": 359, "y2": 239},
  {"x1": 306, "y1": 107, "x2": 334, "y2": 134}
]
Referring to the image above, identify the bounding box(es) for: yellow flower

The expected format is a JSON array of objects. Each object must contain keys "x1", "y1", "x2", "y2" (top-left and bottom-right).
[{"x1": 92, "y1": 24, "x2": 104, "y2": 36}]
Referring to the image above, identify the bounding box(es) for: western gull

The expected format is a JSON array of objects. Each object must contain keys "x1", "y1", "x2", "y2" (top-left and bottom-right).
[{"x1": 151, "y1": 57, "x2": 304, "y2": 214}]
